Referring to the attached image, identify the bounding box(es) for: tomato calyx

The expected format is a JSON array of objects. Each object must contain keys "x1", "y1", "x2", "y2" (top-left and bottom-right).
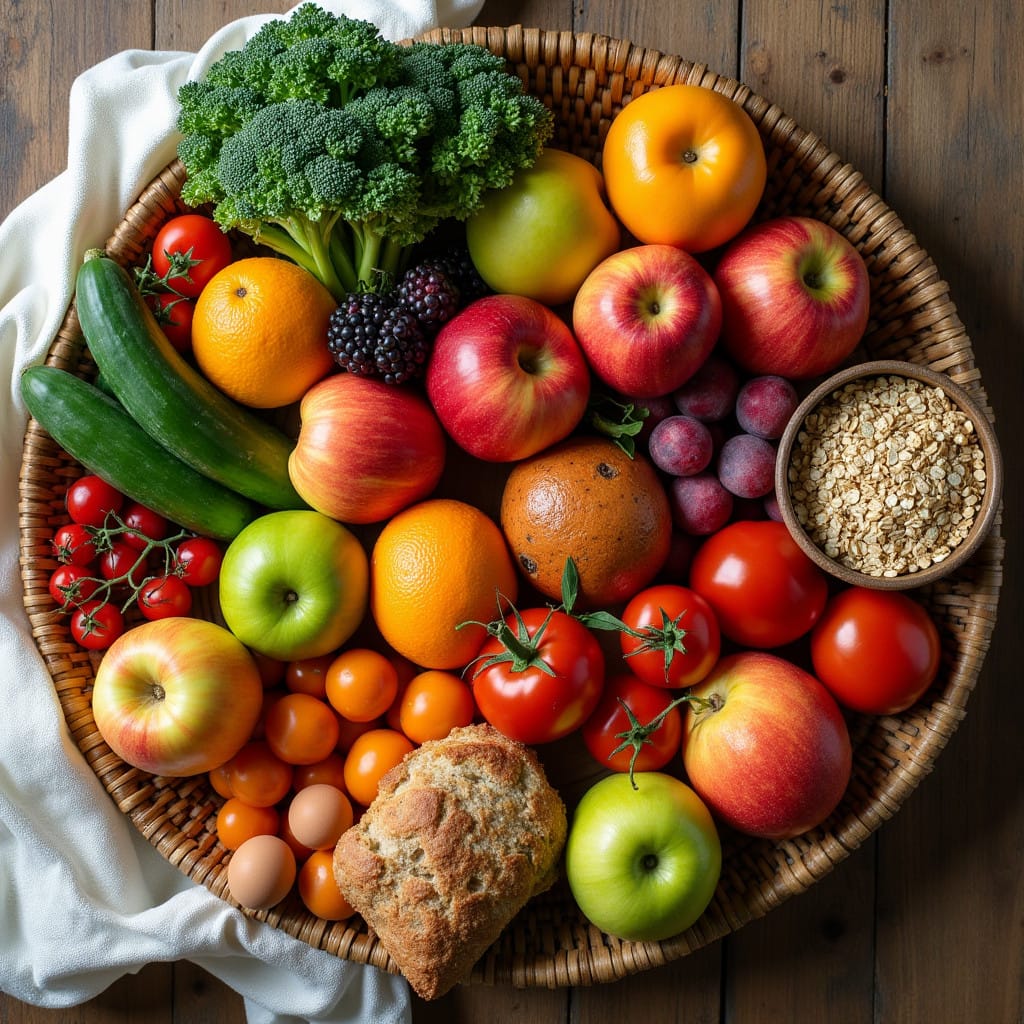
[
  {"x1": 459, "y1": 596, "x2": 559, "y2": 679},
  {"x1": 134, "y1": 249, "x2": 201, "y2": 299},
  {"x1": 611, "y1": 690, "x2": 714, "y2": 790}
]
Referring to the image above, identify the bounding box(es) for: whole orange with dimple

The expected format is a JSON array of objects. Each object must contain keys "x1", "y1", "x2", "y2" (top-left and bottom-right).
[
  {"x1": 192, "y1": 257, "x2": 336, "y2": 409},
  {"x1": 500, "y1": 437, "x2": 672, "y2": 609},
  {"x1": 370, "y1": 499, "x2": 519, "y2": 671}
]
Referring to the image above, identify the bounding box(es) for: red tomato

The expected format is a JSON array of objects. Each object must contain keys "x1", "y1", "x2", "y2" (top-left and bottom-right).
[
  {"x1": 52, "y1": 523, "x2": 98, "y2": 567},
  {"x1": 99, "y1": 541, "x2": 149, "y2": 588},
  {"x1": 137, "y1": 575, "x2": 193, "y2": 620},
  {"x1": 65, "y1": 475, "x2": 123, "y2": 527},
  {"x1": 618, "y1": 584, "x2": 721, "y2": 688},
  {"x1": 581, "y1": 673, "x2": 684, "y2": 776},
  {"x1": 48, "y1": 564, "x2": 100, "y2": 608},
  {"x1": 151, "y1": 214, "x2": 233, "y2": 298},
  {"x1": 121, "y1": 502, "x2": 169, "y2": 550},
  {"x1": 810, "y1": 587, "x2": 942, "y2": 715},
  {"x1": 471, "y1": 608, "x2": 605, "y2": 745},
  {"x1": 175, "y1": 536, "x2": 223, "y2": 587},
  {"x1": 146, "y1": 292, "x2": 195, "y2": 354},
  {"x1": 689, "y1": 520, "x2": 828, "y2": 648},
  {"x1": 69, "y1": 601, "x2": 124, "y2": 650}
]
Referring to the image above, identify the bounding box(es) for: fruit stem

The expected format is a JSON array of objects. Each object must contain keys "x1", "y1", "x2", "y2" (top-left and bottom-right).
[{"x1": 458, "y1": 595, "x2": 558, "y2": 679}]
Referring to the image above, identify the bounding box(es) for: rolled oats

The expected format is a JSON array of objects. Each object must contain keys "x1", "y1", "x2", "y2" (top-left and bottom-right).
[{"x1": 788, "y1": 374, "x2": 987, "y2": 577}]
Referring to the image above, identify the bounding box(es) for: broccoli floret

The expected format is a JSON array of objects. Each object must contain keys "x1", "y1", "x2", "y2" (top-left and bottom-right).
[{"x1": 175, "y1": 3, "x2": 553, "y2": 297}]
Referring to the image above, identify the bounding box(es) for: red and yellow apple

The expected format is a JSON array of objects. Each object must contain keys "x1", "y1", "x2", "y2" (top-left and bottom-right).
[
  {"x1": 92, "y1": 617, "x2": 263, "y2": 777},
  {"x1": 713, "y1": 215, "x2": 871, "y2": 379},
  {"x1": 425, "y1": 294, "x2": 591, "y2": 462},
  {"x1": 288, "y1": 373, "x2": 446, "y2": 524},
  {"x1": 572, "y1": 244, "x2": 722, "y2": 398},
  {"x1": 683, "y1": 651, "x2": 853, "y2": 840}
]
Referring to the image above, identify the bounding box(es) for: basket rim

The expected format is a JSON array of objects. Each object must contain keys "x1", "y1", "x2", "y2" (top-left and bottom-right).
[{"x1": 17, "y1": 25, "x2": 1005, "y2": 992}]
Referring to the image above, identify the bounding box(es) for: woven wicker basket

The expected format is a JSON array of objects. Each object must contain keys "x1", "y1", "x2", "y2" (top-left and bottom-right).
[{"x1": 17, "y1": 26, "x2": 1004, "y2": 989}]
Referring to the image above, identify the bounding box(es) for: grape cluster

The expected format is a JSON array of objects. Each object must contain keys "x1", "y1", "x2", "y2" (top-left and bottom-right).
[{"x1": 642, "y1": 354, "x2": 799, "y2": 536}]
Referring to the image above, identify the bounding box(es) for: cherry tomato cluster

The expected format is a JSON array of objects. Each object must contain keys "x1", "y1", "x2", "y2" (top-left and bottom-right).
[
  {"x1": 135, "y1": 214, "x2": 233, "y2": 355},
  {"x1": 49, "y1": 474, "x2": 224, "y2": 650},
  {"x1": 208, "y1": 645, "x2": 479, "y2": 918}
]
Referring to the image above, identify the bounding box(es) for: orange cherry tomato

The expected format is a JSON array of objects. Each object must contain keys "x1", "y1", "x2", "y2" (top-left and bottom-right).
[
  {"x1": 228, "y1": 740, "x2": 293, "y2": 808},
  {"x1": 208, "y1": 762, "x2": 235, "y2": 799},
  {"x1": 325, "y1": 648, "x2": 400, "y2": 723},
  {"x1": 335, "y1": 714, "x2": 382, "y2": 753},
  {"x1": 298, "y1": 849, "x2": 355, "y2": 921},
  {"x1": 251, "y1": 651, "x2": 287, "y2": 689},
  {"x1": 398, "y1": 670, "x2": 476, "y2": 744},
  {"x1": 601, "y1": 83, "x2": 768, "y2": 253},
  {"x1": 263, "y1": 692, "x2": 340, "y2": 766},
  {"x1": 292, "y1": 752, "x2": 348, "y2": 792},
  {"x1": 285, "y1": 654, "x2": 335, "y2": 698},
  {"x1": 216, "y1": 797, "x2": 280, "y2": 851},
  {"x1": 343, "y1": 728, "x2": 415, "y2": 807},
  {"x1": 384, "y1": 654, "x2": 420, "y2": 731}
]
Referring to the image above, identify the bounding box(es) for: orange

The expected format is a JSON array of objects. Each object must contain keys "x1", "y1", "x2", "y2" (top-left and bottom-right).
[
  {"x1": 370, "y1": 498, "x2": 518, "y2": 670},
  {"x1": 192, "y1": 256, "x2": 336, "y2": 409},
  {"x1": 500, "y1": 437, "x2": 672, "y2": 610},
  {"x1": 602, "y1": 83, "x2": 768, "y2": 253}
]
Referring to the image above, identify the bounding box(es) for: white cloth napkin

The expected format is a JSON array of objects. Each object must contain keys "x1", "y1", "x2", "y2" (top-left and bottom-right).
[{"x1": 0, "y1": 1, "x2": 483, "y2": 1020}]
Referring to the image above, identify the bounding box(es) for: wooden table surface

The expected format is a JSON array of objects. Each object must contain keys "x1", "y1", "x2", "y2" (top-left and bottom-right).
[{"x1": 2, "y1": 1, "x2": 1021, "y2": 1022}]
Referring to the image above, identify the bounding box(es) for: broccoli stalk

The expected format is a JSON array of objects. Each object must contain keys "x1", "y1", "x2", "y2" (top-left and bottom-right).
[{"x1": 175, "y1": 4, "x2": 553, "y2": 299}]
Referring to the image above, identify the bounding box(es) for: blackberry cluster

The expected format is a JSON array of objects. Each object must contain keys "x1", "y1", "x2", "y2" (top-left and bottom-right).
[{"x1": 326, "y1": 249, "x2": 489, "y2": 386}]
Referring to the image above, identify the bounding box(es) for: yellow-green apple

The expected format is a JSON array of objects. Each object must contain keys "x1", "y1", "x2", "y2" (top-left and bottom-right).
[
  {"x1": 572, "y1": 244, "x2": 722, "y2": 398},
  {"x1": 289, "y1": 374, "x2": 446, "y2": 524},
  {"x1": 92, "y1": 617, "x2": 263, "y2": 777},
  {"x1": 683, "y1": 651, "x2": 853, "y2": 839},
  {"x1": 465, "y1": 148, "x2": 621, "y2": 306},
  {"x1": 565, "y1": 772, "x2": 722, "y2": 942},
  {"x1": 219, "y1": 510, "x2": 368, "y2": 662},
  {"x1": 425, "y1": 294, "x2": 591, "y2": 462},
  {"x1": 714, "y1": 216, "x2": 870, "y2": 379}
]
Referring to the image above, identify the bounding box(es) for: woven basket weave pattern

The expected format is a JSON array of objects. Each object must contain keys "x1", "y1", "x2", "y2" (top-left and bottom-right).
[{"x1": 17, "y1": 27, "x2": 1003, "y2": 989}]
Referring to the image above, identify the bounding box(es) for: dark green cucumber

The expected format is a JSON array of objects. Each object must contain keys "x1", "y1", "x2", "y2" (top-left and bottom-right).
[
  {"x1": 74, "y1": 253, "x2": 307, "y2": 510},
  {"x1": 21, "y1": 365, "x2": 257, "y2": 541}
]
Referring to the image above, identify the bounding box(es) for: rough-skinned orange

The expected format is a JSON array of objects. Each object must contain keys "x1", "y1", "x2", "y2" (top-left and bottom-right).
[{"x1": 500, "y1": 437, "x2": 672, "y2": 609}]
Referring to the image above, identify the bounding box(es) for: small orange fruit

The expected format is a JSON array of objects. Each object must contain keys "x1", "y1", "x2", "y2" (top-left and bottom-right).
[
  {"x1": 500, "y1": 437, "x2": 672, "y2": 609},
  {"x1": 192, "y1": 256, "x2": 336, "y2": 409},
  {"x1": 370, "y1": 498, "x2": 518, "y2": 670}
]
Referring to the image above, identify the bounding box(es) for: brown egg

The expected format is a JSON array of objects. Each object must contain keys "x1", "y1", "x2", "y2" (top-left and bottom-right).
[
  {"x1": 226, "y1": 834, "x2": 296, "y2": 910},
  {"x1": 287, "y1": 783, "x2": 354, "y2": 851}
]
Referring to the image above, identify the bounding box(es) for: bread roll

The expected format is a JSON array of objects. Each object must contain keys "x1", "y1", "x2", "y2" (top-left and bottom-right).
[{"x1": 332, "y1": 723, "x2": 567, "y2": 1000}]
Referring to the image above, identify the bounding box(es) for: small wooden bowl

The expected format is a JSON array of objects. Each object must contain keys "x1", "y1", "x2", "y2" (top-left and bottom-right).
[{"x1": 775, "y1": 359, "x2": 1003, "y2": 590}]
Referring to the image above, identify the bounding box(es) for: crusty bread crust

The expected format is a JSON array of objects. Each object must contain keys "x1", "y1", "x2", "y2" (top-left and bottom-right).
[{"x1": 332, "y1": 723, "x2": 567, "y2": 1000}]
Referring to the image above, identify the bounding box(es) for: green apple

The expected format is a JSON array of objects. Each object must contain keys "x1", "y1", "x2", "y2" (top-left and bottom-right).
[
  {"x1": 565, "y1": 771, "x2": 721, "y2": 942},
  {"x1": 466, "y1": 148, "x2": 621, "y2": 306},
  {"x1": 218, "y1": 510, "x2": 368, "y2": 661}
]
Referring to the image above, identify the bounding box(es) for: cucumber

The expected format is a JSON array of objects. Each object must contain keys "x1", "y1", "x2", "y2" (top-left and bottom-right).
[
  {"x1": 21, "y1": 365, "x2": 257, "y2": 541},
  {"x1": 74, "y1": 253, "x2": 307, "y2": 511}
]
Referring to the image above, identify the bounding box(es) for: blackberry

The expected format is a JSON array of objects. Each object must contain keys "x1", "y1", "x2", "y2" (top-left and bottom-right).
[
  {"x1": 433, "y1": 247, "x2": 490, "y2": 305},
  {"x1": 375, "y1": 306, "x2": 430, "y2": 385},
  {"x1": 396, "y1": 260, "x2": 461, "y2": 330},
  {"x1": 326, "y1": 292, "x2": 390, "y2": 376}
]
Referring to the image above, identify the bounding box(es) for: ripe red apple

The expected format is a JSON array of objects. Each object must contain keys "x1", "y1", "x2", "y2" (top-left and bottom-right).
[
  {"x1": 425, "y1": 294, "x2": 591, "y2": 462},
  {"x1": 288, "y1": 373, "x2": 446, "y2": 524},
  {"x1": 92, "y1": 617, "x2": 264, "y2": 777},
  {"x1": 572, "y1": 244, "x2": 722, "y2": 398},
  {"x1": 682, "y1": 651, "x2": 852, "y2": 840},
  {"x1": 713, "y1": 215, "x2": 871, "y2": 379}
]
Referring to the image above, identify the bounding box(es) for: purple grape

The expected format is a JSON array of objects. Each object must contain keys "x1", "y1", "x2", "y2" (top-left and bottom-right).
[
  {"x1": 648, "y1": 415, "x2": 714, "y2": 477},
  {"x1": 734, "y1": 375, "x2": 799, "y2": 439},
  {"x1": 631, "y1": 393, "x2": 677, "y2": 445},
  {"x1": 763, "y1": 490, "x2": 784, "y2": 522},
  {"x1": 669, "y1": 472, "x2": 734, "y2": 536},
  {"x1": 717, "y1": 432, "x2": 777, "y2": 499},
  {"x1": 672, "y1": 356, "x2": 740, "y2": 423}
]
